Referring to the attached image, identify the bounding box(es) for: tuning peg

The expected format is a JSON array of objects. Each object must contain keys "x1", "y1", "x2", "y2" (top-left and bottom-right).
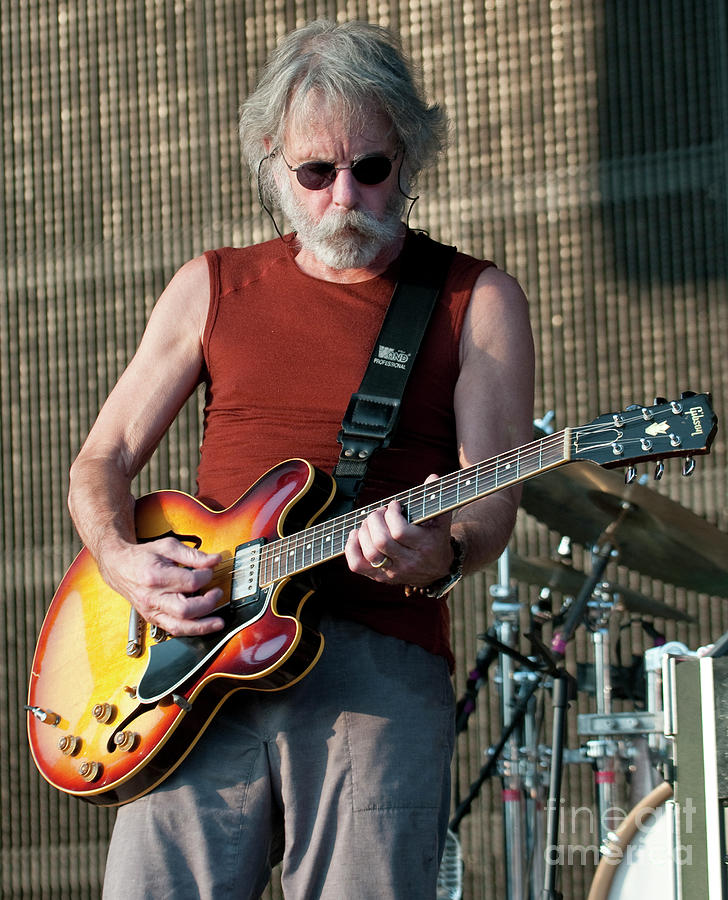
[
  {"x1": 654, "y1": 460, "x2": 664, "y2": 480},
  {"x1": 653, "y1": 396, "x2": 667, "y2": 405},
  {"x1": 625, "y1": 465, "x2": 637, "y2": 484},
  {"x1": 681, "y1": 456, "x2": 696, "y2": 477}
]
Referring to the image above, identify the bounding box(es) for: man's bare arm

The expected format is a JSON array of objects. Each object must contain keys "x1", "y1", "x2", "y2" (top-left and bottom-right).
[
  {"x1": 68, "y1": 256, "x2": 226, "y2": 635},
  {"x1": 450, "y1": 265, "x2": 535, "y2": 573},
  {"x1": 345, "y1": 265, "x2": 535, "y2": 584}
]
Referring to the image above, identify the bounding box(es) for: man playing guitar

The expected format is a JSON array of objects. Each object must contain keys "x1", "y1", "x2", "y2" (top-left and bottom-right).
[{"x1": 67, "y1": 19, "x2": 535, "y2": 898}]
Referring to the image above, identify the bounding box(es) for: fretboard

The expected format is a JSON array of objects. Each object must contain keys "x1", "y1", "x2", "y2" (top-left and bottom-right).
[{"x1": 258, "y1": 429, "x2": 570, "y2": 586}]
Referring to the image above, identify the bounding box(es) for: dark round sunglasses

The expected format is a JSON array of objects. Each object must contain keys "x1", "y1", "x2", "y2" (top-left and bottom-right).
[{"x1": 278, "y1": 148, "x2": 399, "y2": 191}]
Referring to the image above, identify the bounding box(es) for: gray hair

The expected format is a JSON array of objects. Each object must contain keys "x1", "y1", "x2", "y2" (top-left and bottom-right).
[{"x1": 239, "y1": 20, "x2": 449, "y2": 201}]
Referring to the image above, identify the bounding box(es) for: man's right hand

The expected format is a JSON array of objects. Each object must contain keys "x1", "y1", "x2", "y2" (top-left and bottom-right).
[{"x1": 98, "y1": 538, "x2": 225, "y2": 637}]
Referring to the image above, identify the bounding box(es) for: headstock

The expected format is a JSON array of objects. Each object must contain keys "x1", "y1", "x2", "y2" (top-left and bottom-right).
[{"x1": 571, "y1": 391, "x2": 717, "y2": 481}]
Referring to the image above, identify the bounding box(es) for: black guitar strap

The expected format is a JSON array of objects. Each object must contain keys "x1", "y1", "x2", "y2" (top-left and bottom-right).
[{"x1": 333, "y1": 231, "x2": 457, "y2": 510}]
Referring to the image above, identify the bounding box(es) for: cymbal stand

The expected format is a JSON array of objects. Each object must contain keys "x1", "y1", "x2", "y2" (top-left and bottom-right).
[{"x1": 490, "y1": 548, "x2": 528, "y2": 900}]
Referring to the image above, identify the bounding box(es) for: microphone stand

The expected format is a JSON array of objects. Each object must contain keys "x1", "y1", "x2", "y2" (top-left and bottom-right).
[
  {"x1": 515, "y1": 631, "x2": 576, "y2": 900},
  {"x1": 550, "y1": 503, "x2": 632, "y2": 659},
  {"x1": 449, "y1": 637, "x2": 545, "y2": 833},
  {"x1": 455, "y1": 625, "x2": 500, "y2": 734},
  {"x1": 541, "y1": 668, "x2": 572, "y2": 900},
  {"x1": 449, "y1": 631, "x2": 578, "y2": 900},
  {"x1": 550, "y1": 544, "x2": 612, "y2": 658}
]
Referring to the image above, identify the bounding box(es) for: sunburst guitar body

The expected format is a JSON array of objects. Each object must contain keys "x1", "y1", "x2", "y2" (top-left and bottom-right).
[{"x1": 27, "y1": 459, "x2": 335, "y2": 806}]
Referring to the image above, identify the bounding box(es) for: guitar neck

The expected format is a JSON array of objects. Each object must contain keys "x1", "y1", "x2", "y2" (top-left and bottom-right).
[{"x1": 259, "y1": 430, "x2": 571, "y2": 585}]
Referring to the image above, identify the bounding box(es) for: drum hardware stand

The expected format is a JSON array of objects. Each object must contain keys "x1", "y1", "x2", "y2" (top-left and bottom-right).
[
  {"x1": 450, "y1": 543, "x2": 555, "y2": 900},
  {"x1": 541, "y1": 663, "x2": 576, "y2": 900},
  {"x1": 449, "y1": 605, "x2": 553, "y2": 898},
  {"x1": 643, "y1": 642, "x2": 696, "y2": 779},
  {"x1": 520, "y1": 667, "x2": 548, "y2": 900},
  {"x1": 541, "y1": 507, "x2": 633, "y2": 896},
  {"x1": 502, "y1": 628, "x2": 579, "y2": 900},
  {"x1": 583, "y1": 588, "x2": 623, "y2": 845},
  {"x1": 498, "y1": 628, "x2": 578, "y2": 900},
  {"x1": 477, "y1": 627, "x2": 576, "y2": 900},
  {"x1": 491, "y1": 548, "x2": 530, "y2": 900},
  {"x1": 577, "y1": 643, "x2": 678, "y2": 865}
]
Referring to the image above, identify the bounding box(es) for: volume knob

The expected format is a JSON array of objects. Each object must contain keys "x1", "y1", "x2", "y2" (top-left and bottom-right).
[
  {"x1": 92, "y1": 703, "x2": 115, "y2": 723},
  {"x1": 114, "y1": 730, "x2": 138, "y2": 752}
]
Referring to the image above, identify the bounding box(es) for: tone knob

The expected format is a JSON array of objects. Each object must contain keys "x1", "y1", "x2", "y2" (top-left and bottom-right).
[
  {"x1": 58, "y1": 735, "x2": 81, "y2": 756},
  {"x1": 78, "y1": 761, "x2": 102, "y2": 782}
]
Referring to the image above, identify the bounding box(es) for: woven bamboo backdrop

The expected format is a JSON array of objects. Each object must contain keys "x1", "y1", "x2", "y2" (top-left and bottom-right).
[{"x1": 2, "y1": 1, "x2": 727, "y2": 898}]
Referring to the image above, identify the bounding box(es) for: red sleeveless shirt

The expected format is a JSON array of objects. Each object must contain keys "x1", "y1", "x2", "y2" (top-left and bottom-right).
[{"x1": 197, "y1": 231, "x2": 492, "y2": 670}]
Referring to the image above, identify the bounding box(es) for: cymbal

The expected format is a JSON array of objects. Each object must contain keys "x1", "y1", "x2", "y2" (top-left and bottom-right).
[
  {"x1": 501, "y1": 554, "x2": 695, "y2": 622},
  {"x1": 520, "y1": 461, "x2": 728, "y2": 597}
]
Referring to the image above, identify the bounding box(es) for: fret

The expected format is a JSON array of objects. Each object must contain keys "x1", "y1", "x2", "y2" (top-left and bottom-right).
[
  {"x1": 318, "y1": 524, "x2": 333, "y2": 564},
  {"x1": 459, "y1": 469, "x2": 476, "y2": 505},
  {"x1": 423, "y1": 483, "x2": 439, "y2": 519},
  {"x1": 267, "y1": 545, "x2": 279, "y2": 583},
  {"x1": 480, "y1": 463, "x2": 495, "y2": 495},
  {"x1": 499, "y1": 451, "x2": 518, "y2": 484},
  {"x1": 268, "y1": 548, "x2": 277, "y2": 583},
  {"x1": 451, "y1": 473, "x2": 461, "y2": 509},
  {"x1": 414, "y1": 487, "x2": 427, "y2": 522},
  {"x1": 296, "y1": 538, "x2": 307, "y2": 571},
  {"x1": 289, "y1": 540, "x2": 301, "y2": 576},
  {"x1": 398, "y1": 487, "x2": 412, "y2": 524},
  {"x1": 259, "y1": 549, "x2": 270, "y2": 585},
  {"x1": 446, "y1": 477, "x2": 456, "y2": 510}
]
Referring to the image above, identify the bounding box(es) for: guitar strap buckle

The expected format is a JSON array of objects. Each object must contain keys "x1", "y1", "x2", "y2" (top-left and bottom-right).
[{"x1": 339, "y1": 392, "x2": 401, "y2": 453}]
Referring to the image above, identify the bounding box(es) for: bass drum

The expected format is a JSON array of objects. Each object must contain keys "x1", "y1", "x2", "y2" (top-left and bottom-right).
[{"x1": 587, "y1": 782, "x2": 674, "y2": 899}]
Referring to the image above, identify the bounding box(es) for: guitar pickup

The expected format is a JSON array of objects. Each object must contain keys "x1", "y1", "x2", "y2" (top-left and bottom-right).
[{"x1": 231, "y1": 539, "x2": 265, "y2": 606}]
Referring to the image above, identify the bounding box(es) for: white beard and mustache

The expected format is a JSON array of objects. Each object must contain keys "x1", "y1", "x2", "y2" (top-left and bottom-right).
[{"x1": 275, "y1": 173, "x2": 406, "y2": 271}]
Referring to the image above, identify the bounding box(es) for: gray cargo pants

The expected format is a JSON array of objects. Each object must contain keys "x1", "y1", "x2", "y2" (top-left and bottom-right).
[{"x1": 103, "y1": 616, "x2": 456, "y2": 899}]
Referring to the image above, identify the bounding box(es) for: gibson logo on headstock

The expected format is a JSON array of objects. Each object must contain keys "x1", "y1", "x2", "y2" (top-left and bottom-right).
[
  {"x1": 645, "y1": 421, "x2": 670, "y2": 437},
  {"x1": 689, "y1": 405, "x2": 704, "y2": 436}
]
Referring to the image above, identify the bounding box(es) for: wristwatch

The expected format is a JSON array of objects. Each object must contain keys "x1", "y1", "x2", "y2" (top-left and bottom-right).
[{"x1": 421, "y1": 537, "x2": 465, "y2": 599}]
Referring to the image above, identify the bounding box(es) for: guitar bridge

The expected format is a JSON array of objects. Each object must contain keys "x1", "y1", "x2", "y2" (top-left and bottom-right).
[{"x1": 231, "y1": 538, "x2": 265, "y2": 607}]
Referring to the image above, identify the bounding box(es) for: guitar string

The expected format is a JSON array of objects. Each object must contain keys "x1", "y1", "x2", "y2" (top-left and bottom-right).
[
  {"x1": 206, "y1": 429, "x2": 568, "y2": 585},
  {"x1": 257, "y1": 414, "x2": 639, "y2": 569},
  {"x1": 208, "y1": 407, "x2": 695, "y2": 589},
  {"x1": 212, "y1": 422, "x2": 605, "y2": 586}
]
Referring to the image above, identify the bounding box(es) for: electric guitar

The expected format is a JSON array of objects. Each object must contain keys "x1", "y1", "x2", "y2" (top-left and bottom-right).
[{"x1": 27, "y1": 394, "x2": 717, "y2": 806}]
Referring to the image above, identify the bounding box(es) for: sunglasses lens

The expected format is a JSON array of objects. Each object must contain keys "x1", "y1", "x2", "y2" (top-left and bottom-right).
[
  {"x1": 295, "y1": 162, "x2": 337, "y2": 190},
  {"x1": 351, "y1": 156, "x2": 393, "y2": 185},
  {"x1": 292, "y1": 155, "x2": 395, "y2": 190}
]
